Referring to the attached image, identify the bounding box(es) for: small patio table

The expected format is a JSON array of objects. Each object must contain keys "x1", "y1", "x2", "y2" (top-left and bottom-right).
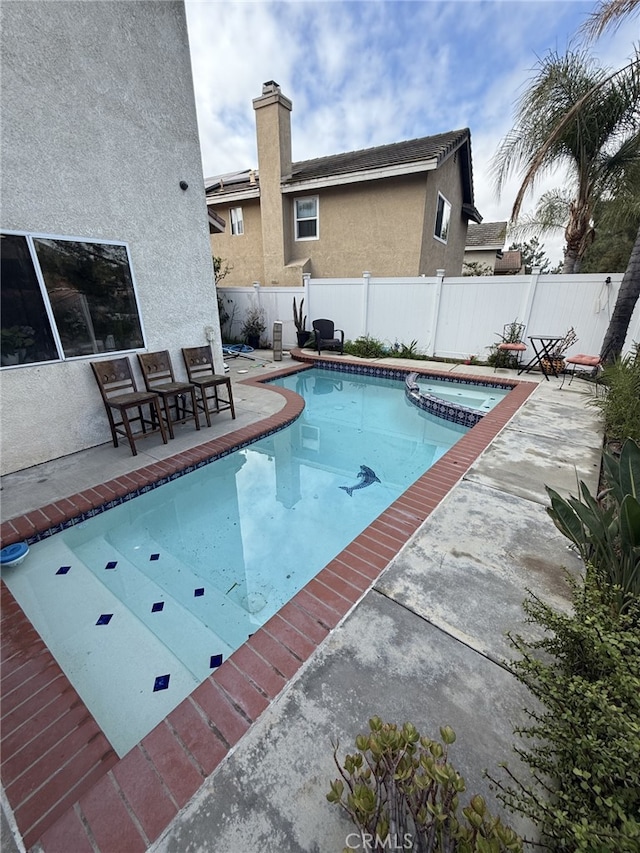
[{"x1": 518, "y1": 335, "x2": 565, "y2": 380}]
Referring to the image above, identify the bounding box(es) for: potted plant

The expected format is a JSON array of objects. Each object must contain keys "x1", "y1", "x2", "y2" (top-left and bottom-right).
[
  {"x1": 542, "y1": 326, "x2": 577, "y2": 374},
  {"x1": 293, "y1": 296, "x2": 309, "y2": 347},
  {"x1": 241, "y1": 305, "x2": 266, "y2": 349}
]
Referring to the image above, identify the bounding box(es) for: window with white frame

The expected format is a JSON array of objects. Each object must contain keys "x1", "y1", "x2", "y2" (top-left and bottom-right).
[
  {"x1": 294, "y1": 196, "x2": 319, "y2": 240},
  {"x1": 230, "y1": 207, "x2": 244, "y2": 236},
  {"x1": 1, "y1": 232, "x2": 144, "y2": 367},
  {"x1": 434, "y1": 193, "x2": 451, "y2": 243}
]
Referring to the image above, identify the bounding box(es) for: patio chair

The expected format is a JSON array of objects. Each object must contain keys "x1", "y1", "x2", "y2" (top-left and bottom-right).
[
  {"x1": 182, "y1": 345, "x2": 236, "y2": 427},
  {"x1": 137, "y1": 351, "x2": 200, "y2": 439},
  {"x1": 91, "y1": 357, "x2": 168, "y2": 456},
  {"x1": 560, "y1": 353, "x2": 602, "y2": 389},
  {"x1": 312, "y1": 319, "x2": 344, "y2": 355},
  {"x1": 495, "y1": 322, "x2": 527, "y2": 371}
]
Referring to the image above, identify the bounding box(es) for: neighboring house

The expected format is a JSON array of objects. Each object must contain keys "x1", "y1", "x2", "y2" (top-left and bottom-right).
[
  {"x1": 206, "y1": 81, "x2": 482, "y2": 284},
  {"x1": 463, "y1": 221, "x2": 508, "y2": 274},
  {"x1": 0, "y1": 1, "x2": 223, "y2": 475}
]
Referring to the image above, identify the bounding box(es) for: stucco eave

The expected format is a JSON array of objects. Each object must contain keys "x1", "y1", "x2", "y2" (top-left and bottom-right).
[
  {"x1": 281, "y1": 159, "x2": 438, "y2": 193},
  {"x1": 465, "y1": 242, "x2": 503, "y2": 251},
  {"x1": 206, "y1": 187, "x2": 261, "y2": 206}
]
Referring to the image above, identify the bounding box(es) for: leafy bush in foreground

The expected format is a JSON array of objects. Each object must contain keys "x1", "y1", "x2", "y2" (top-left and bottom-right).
[
  {"x1": 545, "y1": 438, "x2": 640, "y2": 614},
  {"x1": 491, "y1": 576, "x2": 640, "y2": 852},
  {"x1": 328, "y1": 717, "x2": 522, "y2": 852}
]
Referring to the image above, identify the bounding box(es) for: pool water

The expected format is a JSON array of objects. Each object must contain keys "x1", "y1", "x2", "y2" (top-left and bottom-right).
[
  {"x1": 415, "y1": 377, "x2": 509, "y2": 412},
  {"x1": 3, "y1": 368, "x2": 472, "y2": 755}
]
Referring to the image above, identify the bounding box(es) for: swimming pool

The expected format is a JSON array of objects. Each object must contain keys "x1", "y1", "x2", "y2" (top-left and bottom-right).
[{"x1": 3, "y1": 367, "x2": 477, "y2": 755}]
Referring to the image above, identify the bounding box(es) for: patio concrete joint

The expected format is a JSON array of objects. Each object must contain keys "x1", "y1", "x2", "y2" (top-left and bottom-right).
[{"x1": 370, "y1": 587, "x2": 515, "y2": 674}]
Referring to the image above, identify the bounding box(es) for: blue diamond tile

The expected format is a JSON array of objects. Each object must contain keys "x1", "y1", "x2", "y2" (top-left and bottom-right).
[
  {"x1": 149, "y1": 553, "x2": 160, "y2": 561},
  {"x1": 56, "y1": 565, "x2": 71, "y2": 575},
  {"x1": 153, "y1": 674, "x2": 170, "y2": 692},
  {"x1": 151, "y1": 601, "x2": 164, "y2": 613},
  {"x1": 105, "y1": 561, "x2": 117, "y2": 570},
  {"x1": 210, "y1": 654, "x2": 223, "y2": 669},
  {"x1": 96, "y1": 613, "x2": 113, "y2": 625},
  {"x1": 194, "y1": 587, "x2": 205, "y2": 597}
]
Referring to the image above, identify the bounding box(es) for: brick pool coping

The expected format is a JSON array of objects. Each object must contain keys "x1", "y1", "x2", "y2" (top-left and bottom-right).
[{"x1": 1, "y1": 360, "x2": 536, "y2": 851}]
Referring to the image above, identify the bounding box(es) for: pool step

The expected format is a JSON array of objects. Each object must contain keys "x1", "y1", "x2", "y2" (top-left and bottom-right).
[
  {"x1": 2, "y1": 536, "x2": 205, "y2": 756},
  {"x1": 72, "y1": 532, "x2": 260, "y2": 654}
]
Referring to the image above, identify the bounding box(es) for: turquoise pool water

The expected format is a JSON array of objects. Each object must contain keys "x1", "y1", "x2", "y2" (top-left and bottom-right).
[
  {"x1": 3, "y1": 368, "x2": 471, "y2": 755},
  {"x1": 414, "y1": 376, "x2": 509, "y2": 412}
]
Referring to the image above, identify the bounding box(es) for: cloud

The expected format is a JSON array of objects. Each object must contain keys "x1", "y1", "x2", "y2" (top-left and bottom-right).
[{"x1": 185, "y1": 0, "x2": 639, "y2": 265}]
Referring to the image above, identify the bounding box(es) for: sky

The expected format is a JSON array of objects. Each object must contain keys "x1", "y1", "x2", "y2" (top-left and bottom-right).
[{"x1": 184, "y1": 0, "x2": 637, "y2": 267}]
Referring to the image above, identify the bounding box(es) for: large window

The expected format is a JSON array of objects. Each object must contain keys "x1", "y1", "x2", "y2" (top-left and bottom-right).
[
  {"x1": 295, "y1": 196, "x2": 319, "y2": 240},
  {"x1": 230, "y1": 207, "x2": 244, "y2": 236},
  {"x1": 1, "y1": 232, "x2": 144, "y2": 367},
  {"x1": 434, "y1": 193, "x2": 451, "y2": 243}
]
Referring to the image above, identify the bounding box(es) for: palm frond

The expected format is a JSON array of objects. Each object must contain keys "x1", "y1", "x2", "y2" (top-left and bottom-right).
[
  {"x1": 509, "y1": 190, "x2": 573, "y2": 240},
  {"x1": 492, "y1": 48, "x2": 640, "y2": 227},
  {"x1": 580, "y1": 0, "x2": 640, "y2": 41}
]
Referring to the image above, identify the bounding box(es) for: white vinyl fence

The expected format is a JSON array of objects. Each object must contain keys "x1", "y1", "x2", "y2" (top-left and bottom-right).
[{"x1": 218, "y1": 269, "x2": 639, "y2": 361}]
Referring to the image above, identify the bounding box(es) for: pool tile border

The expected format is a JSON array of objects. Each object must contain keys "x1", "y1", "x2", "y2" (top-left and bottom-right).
[{"x1": 1, "y1": 359, "x2": 536, "y2": 852}]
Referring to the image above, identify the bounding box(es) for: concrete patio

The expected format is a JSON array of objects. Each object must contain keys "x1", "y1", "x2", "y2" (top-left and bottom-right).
[{"x1": 1, "y1": 352, "x2": 603, "y2": 852}]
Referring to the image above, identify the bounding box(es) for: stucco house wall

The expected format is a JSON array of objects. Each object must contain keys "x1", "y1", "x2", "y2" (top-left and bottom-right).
[
  {"x1": 1, "y1": 0, "x2": 221, "y2": 475},
  {"x1": 210, "y1": 164, "x2": 470, "y2": 282},
  {"x1": 419, "y1": 152, "x2": 466, "y2": 275},
  {"x1": 287, "y1": 176, "x2": 428, "y2": 277},
  {"x1": 213, "y1": 198, "x2": 265, "y2": 284},
  {"x1": 464, "y1": 250, "x2": 497, "y2": 271},
  {"x1": 214, "y1": 165, "x2": 468, "y2": 281}
]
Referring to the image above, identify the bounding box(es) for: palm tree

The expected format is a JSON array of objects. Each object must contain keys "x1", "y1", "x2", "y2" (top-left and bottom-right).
[
  {"x1": 600, "y1": 224, "x2": 640, "y2": 361},
  {"x1": 496, "y1": 0, "x2": 640, "y2": 362},
  {"x1": 584, "y1": 0, "x2": 640, "y2": 362},
  {"x1": 493, "y1": 48, "x2": 640, "y2": 274}
]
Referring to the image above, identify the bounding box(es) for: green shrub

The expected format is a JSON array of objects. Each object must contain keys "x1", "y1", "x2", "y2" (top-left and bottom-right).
[
  {"x1": 342, "y1": 336, "x2": 432, "y2": 360},
  {"x1": 589, "y1": 344, "x2": 640, "y2": 444},
  {"x1": 545, "y1": 438, "x2": 640, "y2": 613},
  {"x1": 328, "y1": 717, "x2": 522, "y2": 852},
  {"x1": 487, "y1": 320, "x2": 523, "y2": 369},
  {"x1": 344, "y1": 335, "x2": 388, "y2": 358},
  {"x1": 490, "y1": 576, "x2": 640, "y2": 852},
  {"x1": 387, "y1": 339, "x2": 431, "y2": 360}
]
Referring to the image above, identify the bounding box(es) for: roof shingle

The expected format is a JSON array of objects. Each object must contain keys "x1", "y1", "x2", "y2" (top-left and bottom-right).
[
  {"x1": 465, "y1": 221, "x2": 507, "y2": 248},
  {"x1": 289, "y1": 129, "x2": 470, "y2": 182}
]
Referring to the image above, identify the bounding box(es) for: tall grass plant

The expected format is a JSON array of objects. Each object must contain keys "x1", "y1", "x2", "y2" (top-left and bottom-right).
[{"x1": 589, "y1": 344, "x2": 640, "y2": 444}]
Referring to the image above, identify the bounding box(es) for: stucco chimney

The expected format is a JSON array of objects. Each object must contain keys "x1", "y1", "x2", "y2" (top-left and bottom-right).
[
  {"x1": 252, "y1": 80, "x2": 292, "y2": 180},
  {"x1": 252, "y1": 81, "x2": 293, "y2": 283}
]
